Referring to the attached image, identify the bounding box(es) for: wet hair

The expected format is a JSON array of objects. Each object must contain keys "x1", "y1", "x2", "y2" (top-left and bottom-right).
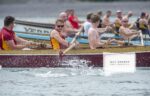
[
  {"x1": 141, "y1": 12, "x2": 146, "y2": 18},
  {"x1": 97, "y1": 11, "x2": 102, "y2": 15},
  {"x1": 90, "y1": 14, "x2": 100, "y2": 23},
  {"x1": 86, "y1": 13, "x2": 93, "y2": 20},
  {"x1": 106, "y1": 10, "x2": 111, "y2": 14},
  {"x1": 4, "y1": 16, "x2": 15, "y2": 26}
]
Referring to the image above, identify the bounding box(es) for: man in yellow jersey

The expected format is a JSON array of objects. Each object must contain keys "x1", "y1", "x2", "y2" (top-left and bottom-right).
[
  {"x1": 0, "y1": 16, "x2": 35, "y2": 50},
  {"x1": 50, "y1": 19, "x2": 78, "y2": 50},
  {"x1": 138, "y1": 12, "x2": 150, "y2": 37},
  {"x1": 114, "y1": 10, "x2": 123, "y2": 33}
]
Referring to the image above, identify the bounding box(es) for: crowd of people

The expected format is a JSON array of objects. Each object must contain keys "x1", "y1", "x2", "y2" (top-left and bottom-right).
[
  {"x1": 0, "y1": 9, "x2": 150, "y2": 50},
  {"x1": 50, "y1": 9, "x2": 150, "y2": 50}
]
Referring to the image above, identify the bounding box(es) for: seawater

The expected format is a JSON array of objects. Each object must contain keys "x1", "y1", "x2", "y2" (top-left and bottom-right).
[{"x1": 0, "y1": 67, "x2": 150, "y2": 96}]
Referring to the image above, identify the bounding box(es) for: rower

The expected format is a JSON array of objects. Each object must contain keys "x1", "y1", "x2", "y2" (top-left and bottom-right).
[
  {"x1": 124, "y1": 11, "x2": 134, "y2": 28},
  {"x1": 136, "y1": 12, "x2": 150, "y2": 37},
  {"x1": 58, "y1": 11, "x2": 82, "y2": 37},
  {"x1": 50, "y1": 19, "x2": 78, "y2": 50},
  {"x1": 114, "y1": 10, "x2": 123, "y2": 34},
  {"x1": 88, "y1": 14, "x2": 113, "y2": 49},
  {"x1": 119, "y1": 17, "x2": 141, "y2": 45},
  {"x1": 83, "y1": 12, "x2": 93, "y2": 36},
  {"x1": 97, "y1": 11, "x2": 103, "y2": 28},
  {"x1": 68, "y1": 9, "x2": 81, "y2": 29},
  {"x1": 0, "y1": 16, "x2": 37, "y2": 50},
  {"x1": 102, "y1": 10, "x2": 112, "y2": 28}
]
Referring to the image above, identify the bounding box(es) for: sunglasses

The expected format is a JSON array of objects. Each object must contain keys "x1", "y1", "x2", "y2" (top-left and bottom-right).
[
  {"x1": 57, "y1": 25, "x2": 64, "y2": 28},
  {"x1": 123, "y1": 20, "x2": 128, "y2": 22}
]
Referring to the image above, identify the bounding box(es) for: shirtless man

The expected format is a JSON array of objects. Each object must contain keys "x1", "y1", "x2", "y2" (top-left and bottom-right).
[
  {"x1": 119, "y1": 17, "x2": 140, "y2": 41},
  {"x1": 124, "y1": 11, "x2": 133, "y2": 19},
  {"x1": 59, "y1": 12, "x2": 73, "y2": 28},
  {"x1": 106, "y1": 17, "x2": 142, "y2": 46},
  {"x1": 124, "y1": 11, "x2": 135, "y2": 29},
  {"x1": 58, "y1": 12, "x2": 81, "y2": 36},
  {"x1": 102, "y1": 10, "x2": 112, "y2": 27},
  {"x1": 88, "y1": 14, "x2": 111, "y2": 49}
]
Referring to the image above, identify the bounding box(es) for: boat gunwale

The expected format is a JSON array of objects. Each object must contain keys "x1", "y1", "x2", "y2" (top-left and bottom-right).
[{"x1": 0, "y1": 51, "x2": 150, "y2": 55}]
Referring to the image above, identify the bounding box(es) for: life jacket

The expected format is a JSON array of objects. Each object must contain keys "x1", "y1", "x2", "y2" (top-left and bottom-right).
[
  {"x1": 50, "y1": 32, "x2": 65, "y2": 50},
  {"x1": 115, "y1": 19, "x2": 122, "y2": 33},
  {"x1": 0, "y1": 28, "x2": 16, "y2": 50},
  {"x1": 1, "y1": 32, "x2": 12, "y2": 50},
  {"x1": 136, "y1": 18, "x2": 148, "y2": 30}
]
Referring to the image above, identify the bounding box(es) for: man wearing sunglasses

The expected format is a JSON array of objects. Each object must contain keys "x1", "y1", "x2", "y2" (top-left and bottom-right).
[
  {"x1": 119, "y1": 17, "x2": 140, "y2": 41},
  {"x1": 50, "y1": 19, "x2": 74, "y2": 50}
]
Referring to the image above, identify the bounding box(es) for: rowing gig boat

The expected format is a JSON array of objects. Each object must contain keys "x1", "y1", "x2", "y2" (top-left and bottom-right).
[{"x1": 0, "y1": 51, "x2": 150, "y2": 68}]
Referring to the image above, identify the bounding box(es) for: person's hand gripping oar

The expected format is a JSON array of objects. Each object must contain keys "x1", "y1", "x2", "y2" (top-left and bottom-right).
[{"x1": 59, "y1": 31, "x2": 81, "y2": 57}]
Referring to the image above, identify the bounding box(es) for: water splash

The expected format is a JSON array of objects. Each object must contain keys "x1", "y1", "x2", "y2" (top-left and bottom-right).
[
  {"x1": 35, "y1": 71, "x2": 68, "y2": 78},
  {"x1": 34, "y1": 67, "x2": 106, "y2": 78},
  {"x1": 60, "y1": 57, "x2": 91, "y2": 68},
  {"x1": 0, "y1": 65, "x2": 2, "y2": 70}
]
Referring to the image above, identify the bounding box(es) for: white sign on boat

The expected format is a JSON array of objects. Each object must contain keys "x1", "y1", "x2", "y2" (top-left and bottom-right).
[{"x1": 103, "y1": 52, "x2": 136, "y2": 75}]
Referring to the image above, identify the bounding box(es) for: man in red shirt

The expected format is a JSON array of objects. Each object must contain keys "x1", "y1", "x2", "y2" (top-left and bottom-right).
[
  {"x1": 0, "y1": 16, "x2": 35, "y2": 50},
  {"x1": 68, "y1": 9, "x2": 81, "y2": 29}
]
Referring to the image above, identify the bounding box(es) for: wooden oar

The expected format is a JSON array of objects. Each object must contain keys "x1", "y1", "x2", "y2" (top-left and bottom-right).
[
  {"x1": 62, "y1": 43, "x2": 76, "y2": 54},
  {"x1": 139, "y1": 30, "x2": 144, "y2": 46},
  {"x1": 60, "y1": 31, "x2": 82, "y2": 55}
]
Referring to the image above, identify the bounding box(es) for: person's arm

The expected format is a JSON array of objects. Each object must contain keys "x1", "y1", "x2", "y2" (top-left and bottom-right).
[
  {"x1": 52, "y1": 32, "x2": 69, "y2": 47},
  {"x1": 15, "y1": 35, "x2": 37, "y2": 45},
  {"x1": 72, "y1": 15, "x2": 79, "y2": 23},
  {"x1": 65, "y1": 24, "x2": 83, "y2": 36},
  {"x1": 15, "y1": 35, "x2": 29, "y2": 44},
  {"x1": 102, "y1": 17, "x2": 108, "y2": 27},
  {"x1": 6, "y1": 40, "x2": 29, "y2": 50},
  {"x1": 88, "y1": 30, "x2": 100, "y2": 49},
  {"x1": 97, "y1": 28, "x2": 107, "y2": 34},
  {"x1": 120, "y1": 28, "x2": 138, "y2": 37}
]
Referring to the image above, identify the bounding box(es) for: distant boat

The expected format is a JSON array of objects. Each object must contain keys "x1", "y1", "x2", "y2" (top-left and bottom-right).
[
  {"x1": 14, "y1": 19, "x2": 54, "y2": 36},
  {"x1": 14, "y1": 20, "x2": 150, "y2": 46}
]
